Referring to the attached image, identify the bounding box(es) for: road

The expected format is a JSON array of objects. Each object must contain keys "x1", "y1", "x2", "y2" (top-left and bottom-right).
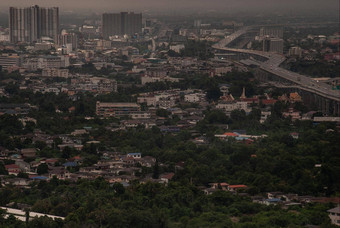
[
  {"x1": 213, "y1": 28, "x2": 340, "y2": 102},
  {"x1": 1, "y1": 206, "x2": 65, "y2": 221}
]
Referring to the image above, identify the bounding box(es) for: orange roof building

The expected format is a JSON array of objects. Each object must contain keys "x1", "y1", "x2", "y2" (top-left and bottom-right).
[{"x1": 223, "y1": 132, "x2": 238, "y2": 137}]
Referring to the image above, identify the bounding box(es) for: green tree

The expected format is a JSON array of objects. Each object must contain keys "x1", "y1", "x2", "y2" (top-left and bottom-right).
[
  {"x1": 37, "y1": 163, "x2": 49, "y2": 175},
  {"x1": 153, "y1": 159, "x2": 160, "y2": 179}
]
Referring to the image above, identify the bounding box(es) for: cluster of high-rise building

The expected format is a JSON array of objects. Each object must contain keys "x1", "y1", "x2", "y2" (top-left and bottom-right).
[
  {"x1": 102, "y1": 12, "x2": 142, "y2": 39},
  {"x1": 9, "y1": 5, "x2": 59, "y2": 43},
  {"x1": 8, "y1": 6, "x2": 142, "y2": 43}
]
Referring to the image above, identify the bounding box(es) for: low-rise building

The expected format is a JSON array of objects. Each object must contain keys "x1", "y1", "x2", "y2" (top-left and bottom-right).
[
  {"x1": 49, "y1": 168, "x2": 70, "y2": 180},
  {"x1": 228, "y1": 185, "x2": 247, "y2": 192},
  {"x1": 42, "y1": 68, "x2": 69, "y2": 77},
  {"x1": 185, "y1": 93, "x2": 201, "y2": 103},
  {"x1": 282, "y1": 108, "x2": 301, "y2": 121},
  {"x1": 23, "y1": 55, "x2": 70, "y2": 71},
  {"x1": 21, "y1": 148, "x2": 36, "y2": 158},
  {"x1": 96, "y1": 102, "x2": 140, "y2": 118},
  {"x1": 216, "y1": 101, "x2": 251, "y2": 115},
  {"x1": 260, "y1": 110, "x2": 271, "y2": 123},
  {"x1": 0, "y1": 54, "x2": 22, "y2": 70},
  {"x1": 5, "y1": 164, "x2": 21, "y2": 175},
  {"x1": 127, "y1": 153, "x2": 141, "y2": 159},
  {"x1": 137, "y1": 95, "x2": 157, "y2": 106},
  {"x1": 130, "y1": 112, "x2": 151, "y2": 119}
]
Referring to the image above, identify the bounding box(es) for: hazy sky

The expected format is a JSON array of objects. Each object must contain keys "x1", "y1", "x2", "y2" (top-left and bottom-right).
[{"x1": 0, "y1": 0, "x2": 338, "y2": 13}]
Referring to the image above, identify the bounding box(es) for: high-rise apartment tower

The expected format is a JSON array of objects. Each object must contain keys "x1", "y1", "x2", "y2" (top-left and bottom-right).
[
  {"x1": 9, "y1": 5, "x2": 59, "y2": 43},
  {"x1": 102, "y1": 12, "x2": 142, "y2": 39}
]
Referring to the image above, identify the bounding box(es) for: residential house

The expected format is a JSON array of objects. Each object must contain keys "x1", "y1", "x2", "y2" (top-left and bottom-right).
[
  {"x1": 48, "y1": 168, "x2": 70, "y2": 180},
  {"x1": 220, "y1": 182, "x2": 229, "y2": 191},
  {"x1": 282, "y1": 108, "x2": 301, "y2": 121},
  {"x1": 228, "y1": 185, "x2": 247, "y2": 192},
  {"x1": 71, "y1": 129, "x2": 88, "y2": 136},
  {"x1": 262, "y1": 198, "x2": 282, "y2": 205},
  {"x1": 21, "y1": 148, "x2": 36, "y2": 158},
  {"x1": 127, "y1": 153, "x2": 141, "y2": 159},
  {"x1": 45, "y1": 158, "x2": 59, "y2": 166},
  {"x1": 260, "y1": 110, "x2": 271, "y2": 123},
  {"x1": 327, "y1": 206, "x2": 340, "y2": 226},
  {"x1": 138, "y1": 156, "x2": 156, "y2": 168},
  {"x1": 203, "y1": 188, "x2": 219, "y2": 195},
  {"x1": 160, "y1": 173, "x2": 174, "y2": 184},
  {"x1": 290, "y1": 132, "x2": 299, "y2": 139},
  {"x1": 3, "y1": 178, "x2": 31, "y2": 187},
  {"x1": 5, "y1": 164, "x2": 21, "y2": 175},
  {"x1": 15, "y1": 160, "x2": 30, "y2": 173}
]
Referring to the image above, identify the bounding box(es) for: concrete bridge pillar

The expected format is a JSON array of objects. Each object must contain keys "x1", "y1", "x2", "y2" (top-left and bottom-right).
[
  {"x1": 325, "y1": 100, "x2": 330, "y2": 115},
  {"x1": 312, "y1": 94, "x2": 318, "y2": 110},
  {"x1": 334, "y1": 102, "x2": 338, "y2": 116},
  {"x1": 321, "y1": 99, "x2": 327, "y2": 114},
  {"x1": 317, "y1": 97, "x2": 322, "y2": 112}
]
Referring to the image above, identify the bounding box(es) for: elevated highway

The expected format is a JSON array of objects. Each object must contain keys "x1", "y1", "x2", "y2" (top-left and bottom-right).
[{"x1": 212, "y1": 28, "x2": 340, "y2": 115}]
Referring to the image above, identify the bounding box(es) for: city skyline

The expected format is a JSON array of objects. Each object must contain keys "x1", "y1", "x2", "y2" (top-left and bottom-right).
[
  {"x1": 0, "y1": 0, "x2": 338, "y2": 13},
  {"x1": 0, "y1": 0, "x2": 339, "y2": 226}
]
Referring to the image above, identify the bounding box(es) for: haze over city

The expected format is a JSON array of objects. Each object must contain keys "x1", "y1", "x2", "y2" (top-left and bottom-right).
[
  {"x1": 0, "y1": 0, "x2": 338, "y2": 13},
  {"x1": 0, "y1": 0, "x2": 339, "y2": 227}
]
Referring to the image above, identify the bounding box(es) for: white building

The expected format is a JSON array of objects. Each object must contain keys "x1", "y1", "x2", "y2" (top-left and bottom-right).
[
  {"x1": 23, "y1": 55, "x2": 69, "y2": 71},
  {"x1": 216, "y1": 101, "x2": 251, "y2": 114},
  {"x1": 260, "y1": 110, "x2": 271, "y2": 123},
  {"x1": 42, "y1": 68, "x2": 69, "y2": 77},
  {"x1": 184, "y1": 93, "x2": 201, "y2": 103},
  {"x1": 170, "y1": 44, "x2": 185, "y2": 53},
  {"x1": 0, "y1": 33, "x2": 10, "y2": 42}
]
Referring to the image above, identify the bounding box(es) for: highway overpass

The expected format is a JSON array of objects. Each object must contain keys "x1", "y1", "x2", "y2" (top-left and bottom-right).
[{"x1": 212, "y1": 29, "x2": 340, "y2": 115}]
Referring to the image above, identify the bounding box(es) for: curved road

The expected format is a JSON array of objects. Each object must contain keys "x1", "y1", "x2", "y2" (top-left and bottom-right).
[{"x1": 212, "y1": 28, "x2": 340, "y2": 102}]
